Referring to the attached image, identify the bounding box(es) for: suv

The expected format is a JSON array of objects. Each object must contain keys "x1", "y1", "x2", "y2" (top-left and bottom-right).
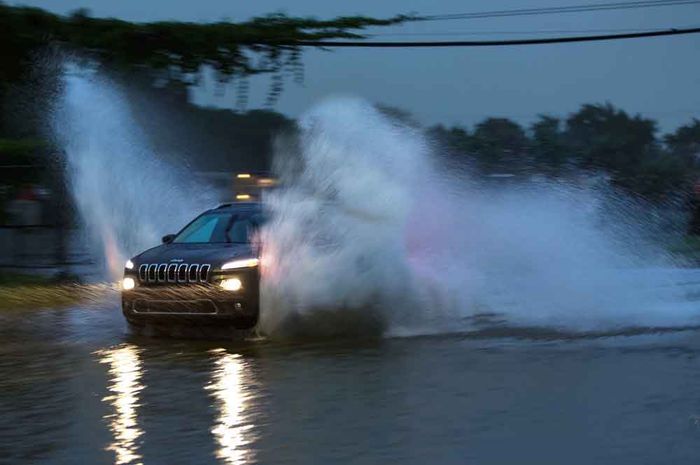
[{"x1": 121, "y1": 202, "x2": 264, "y2": 330}]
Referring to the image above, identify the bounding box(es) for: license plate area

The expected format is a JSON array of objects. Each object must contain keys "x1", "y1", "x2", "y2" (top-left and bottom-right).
[{"x1": 132, "y1": 299, "x2": 217, "y2": 315}]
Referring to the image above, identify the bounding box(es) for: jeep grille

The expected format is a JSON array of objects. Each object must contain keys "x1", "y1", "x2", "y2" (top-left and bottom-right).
[{"x1": 138, "y1": 263, "x2": 211, "y2": 284}]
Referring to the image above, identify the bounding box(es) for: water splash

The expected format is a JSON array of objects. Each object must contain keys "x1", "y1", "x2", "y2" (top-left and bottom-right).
[
  {"x1": 51, "y1": 67, "x2": 214, "y2": 278},
  {"x1": 48, "y1": 68, "x2": 699, "y2": 339},
  {"x1": 260, "y1": 97, "x2": 698, "y2": 338}
]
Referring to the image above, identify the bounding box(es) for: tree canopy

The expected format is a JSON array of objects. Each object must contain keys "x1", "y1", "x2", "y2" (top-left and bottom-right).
[
  {"x1": 430, "y1": 102, "x2": 700, "y2": 199},
  {"x1": 0, "y1": 3, "x2": 412, "y2": 90},
  {"x1": 0, "y1": 3, "x2": 415, "y2": 135}
]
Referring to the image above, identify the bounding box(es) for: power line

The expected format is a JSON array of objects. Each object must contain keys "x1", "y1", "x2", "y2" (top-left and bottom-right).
[
  {"x1": 367, "y1": 27, "x2": 676, "y2": 37},
  {"x1": 421, "y1": 0, "x2": 700, "y2": 21},
  {"x1": 275, "y1": 27, "x2": 700, "y2": 47}
]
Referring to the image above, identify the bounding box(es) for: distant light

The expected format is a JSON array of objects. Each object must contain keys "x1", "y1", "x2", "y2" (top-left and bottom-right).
[
  {"x1": 125, "y1": 259, "x2": 134, "y2": 270},
  {"x1": 122, "y1": 277, "x2": 136, "y2": 291},
  {"x1": 236, "y1": 194, "x2": 251, "y2": 200},
  {"x1": 222, "y1": 258, "x2": 259, "y2": 270},
  {"x1": 236, "y1": 173, "x2": 252, "y2": 179},
  {"x1": 257, "y1": 178, "x2": 276, "y2": 186},
  {"x1": 486, "y1": 173, "x2": 516, "y2": 178},
  {"x1": 220, "y1": 278, "x2": 242, "y2": 291}
]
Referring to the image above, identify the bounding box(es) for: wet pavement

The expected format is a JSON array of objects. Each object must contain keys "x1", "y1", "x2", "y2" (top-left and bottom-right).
[{"x1": 1, "y1": 292, "x2": 700, "y2": 465}]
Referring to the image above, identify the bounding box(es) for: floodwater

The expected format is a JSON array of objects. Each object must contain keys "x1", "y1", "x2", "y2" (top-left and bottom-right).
[{"x1": 1, "y1": 289, "x2": 700, "y2": 465}]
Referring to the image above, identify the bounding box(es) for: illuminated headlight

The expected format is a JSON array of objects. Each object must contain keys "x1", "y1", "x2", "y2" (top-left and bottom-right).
[
  {"x1": 220, "y1": 278, "x2": 242, "y2": 292},
  {"x1": 122, "y1": 277, "x2": 136, "y2": 291},
  {"x1": 221, "y1": 258, "x2": 259, "y2": 270},
  {"x1": 125, "y1": 259, "x2": 135, "y2": 270}
]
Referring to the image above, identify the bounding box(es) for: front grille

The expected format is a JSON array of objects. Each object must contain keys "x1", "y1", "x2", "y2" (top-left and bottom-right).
[{"x1": 138, "y1": 263, "x2": 211, "y2": 284}]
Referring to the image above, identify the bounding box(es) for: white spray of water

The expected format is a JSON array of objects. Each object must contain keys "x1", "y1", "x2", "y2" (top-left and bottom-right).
[
  {"x1": 49, "y1": 69, "x2": 699, "y2": 338},
  {"x1": 51, "y1": 69, "x2": 213, "y2": 278},
  {"x1": 260, "y1": 97, "x2": 699, "y2": 338},
  {"x1": 259, "y1": 98, "x2": 429, "y2": 336}
]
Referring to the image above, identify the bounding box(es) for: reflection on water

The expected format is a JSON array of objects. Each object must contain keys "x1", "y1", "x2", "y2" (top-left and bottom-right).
[
  {"x1": 206, "y1": 349, "x2": 255, "y2": 465},
  {"x1": 98, "y1": 344, "x2": 145, "y2": 465}
]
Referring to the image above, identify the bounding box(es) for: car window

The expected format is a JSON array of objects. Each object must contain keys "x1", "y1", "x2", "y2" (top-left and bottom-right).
[{"x1": 172, "y1": 211, "x2": 264, "y2": 244}]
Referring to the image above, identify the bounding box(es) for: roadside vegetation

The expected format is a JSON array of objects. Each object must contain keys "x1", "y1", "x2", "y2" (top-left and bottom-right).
[
  {"x1": 430, "y1": 109, "x2": 700, "y2": 200},
  {"x1": 0, "y1": 272, "x2": 102, "y2": 311}
]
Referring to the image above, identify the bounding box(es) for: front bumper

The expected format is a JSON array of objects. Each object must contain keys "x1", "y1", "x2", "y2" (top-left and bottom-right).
[{"x1": 121, "y1": 269, "x2": 259, "y2": 329}]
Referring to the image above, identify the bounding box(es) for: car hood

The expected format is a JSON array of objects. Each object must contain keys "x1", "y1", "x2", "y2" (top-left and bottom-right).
[{"x1": 134, "y1": 243, "x2": 256, "y2": 268}]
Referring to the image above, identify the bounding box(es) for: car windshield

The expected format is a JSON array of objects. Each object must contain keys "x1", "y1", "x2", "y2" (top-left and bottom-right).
[{"x1": 172, "y1": 211, "x2": 264, "y2": 244}]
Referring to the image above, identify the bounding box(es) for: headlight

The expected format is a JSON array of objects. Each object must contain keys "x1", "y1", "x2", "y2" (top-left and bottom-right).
[
  {"x1": 221, "y1": 258, "x2": 259, "y2": 270},
  {"x1": 125, "y1": 259, "x2": 135, "y2": 270},
  {"x1": 122, "y1": 277, "x2": 136, "y2": 290},
  {"x1": 220, "y1": 278, "x2": 242, "y2": 291}
]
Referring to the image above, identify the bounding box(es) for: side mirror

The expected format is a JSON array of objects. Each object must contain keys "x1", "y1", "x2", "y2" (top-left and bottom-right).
[{"x1": 162, "y1": 234, "x2": 176, "y2": 244}]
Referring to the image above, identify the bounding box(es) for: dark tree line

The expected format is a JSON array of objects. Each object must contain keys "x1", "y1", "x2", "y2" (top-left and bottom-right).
[
  {"x1": 0, "y1": 2, "x2": 414, "y2": 137},
  {"x1": 0, "y1": 2, "x2": 412, "y2": 227},
  {"x1": 429, "y1": 104, "x2": 700, "y2": 199},
  {"x1": 1, "y1": 4, "x2": 699, "y2": 205}
]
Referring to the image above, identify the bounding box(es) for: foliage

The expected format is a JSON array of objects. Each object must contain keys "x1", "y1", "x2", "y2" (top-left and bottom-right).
[
  {"x1": 0, "y1": 3, "x2": 414, "y2": 116},
  {"x1": 470, "y1": 118, "x2": 530, "y2": 173},
  {"x1": 531, "y1": 116, "x2": 568, "y2": 175},
  {"x1": 430, "y1": 102, "x2": 700, "y2": 199},
  {"x1": 564, "y1": 103, "x2": 656, "y2": 171},
  {"x1": 665, "y1": 119, "x2": 700, "y2": 159},
  {"x1": 0, "y1": 138, "x2": 47, "y2": 158}
]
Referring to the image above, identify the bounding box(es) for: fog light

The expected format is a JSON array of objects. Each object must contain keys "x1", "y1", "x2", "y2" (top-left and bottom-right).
[
  {"x1": 220, "y1": 278, "x2": 242, "y2": 291},
  {"x1": 122, "y1": 277, "x2": 136, "y2": 290}
]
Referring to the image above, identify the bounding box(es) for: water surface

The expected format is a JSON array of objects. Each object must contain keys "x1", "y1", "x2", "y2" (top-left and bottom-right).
[{"x1": 1, "y1": 292, "x2": 700, "y2": 465}]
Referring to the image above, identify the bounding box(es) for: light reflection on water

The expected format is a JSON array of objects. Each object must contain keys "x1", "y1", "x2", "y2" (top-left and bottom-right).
[
  {"x1": 97, "y1": 344, "x2": 145, "y2": 465},
  {"x1": 206, "y1": 349, "x2": 255, "y2": 465},
  {"x1": 96, "y1": 344, "x2": 256, "y2": 465}
]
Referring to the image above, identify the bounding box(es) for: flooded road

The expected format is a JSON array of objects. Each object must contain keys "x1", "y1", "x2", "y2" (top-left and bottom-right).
[{"x1": 1, "y1": 292, "x2": 700, "y2": 465}]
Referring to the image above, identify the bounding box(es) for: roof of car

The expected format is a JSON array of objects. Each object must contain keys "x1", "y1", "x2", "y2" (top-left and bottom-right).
[{"x1": 209, "y1": 202, "x2": 263, "y2": 213}]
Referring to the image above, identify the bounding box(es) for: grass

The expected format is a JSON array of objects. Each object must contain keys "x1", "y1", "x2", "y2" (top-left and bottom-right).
[
  {"x1": 0, "y1": 272, "x2": 104, "y2": 311},
  {"x1": 0, "y1": 271, "x2": 54, "y2": 287},
  {"x1": 0, "y1": 137, "x2": 48, "y2": 155}
]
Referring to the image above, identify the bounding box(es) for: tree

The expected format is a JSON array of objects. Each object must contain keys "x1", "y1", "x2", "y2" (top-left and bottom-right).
[
  {"x1": 427, "y1": 103, "x2": 699, "y2": 200},
  {"x1": 530, "y1": 115, "x2": 569, "y2": 175},
  {"x1": 563, "y1": 103, "x2": 697, "y2": 197},
  {"x1": 0, "y1": 4, "x2": 415, "y2": 134},
  {"x1": 564, "y1": 103, "x2": 657, "y2": 173},
  {"x1": 665, "y1": 118, "x2": 700, "y2": 161},
  {"x1": 470, "y1": 118, "x2": 529, "y2": 173}
]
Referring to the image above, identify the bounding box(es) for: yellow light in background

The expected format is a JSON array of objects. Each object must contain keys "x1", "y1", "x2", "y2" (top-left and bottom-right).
[
  {"x1": 206, "y1": 349, "x2": 254, "y2": 465},
  {"x1": 121, "y1": 277, "x2": 135, "y2": 290},
  {"x1": 256, "y1": 178, "x2": 275, "y2": 186},
  {"x1": 98, "y1": 345, "x2": 144, "y2": 465},
  {"x1": 236, "y1": 173, "x2": 252, "y2": 179},
  {"x1": 235, "y1": 194, "x2": 251, "y2": 201}
]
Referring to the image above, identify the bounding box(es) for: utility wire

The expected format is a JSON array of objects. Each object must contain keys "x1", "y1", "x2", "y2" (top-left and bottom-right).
[
  {"x1": 271, "y1": 27, "x2": 700, "y2": 47},
  {"x1": 366, "y1": 27, "x2": 676, "y2": 37},
  {"x1": 421, "y1": 0, "x2": 700, "y2": 21}
]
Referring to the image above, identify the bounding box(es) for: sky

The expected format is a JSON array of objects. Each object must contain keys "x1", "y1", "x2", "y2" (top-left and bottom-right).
[{"x1": 10, "y1": 0, "x2": 700, "y2": 133}]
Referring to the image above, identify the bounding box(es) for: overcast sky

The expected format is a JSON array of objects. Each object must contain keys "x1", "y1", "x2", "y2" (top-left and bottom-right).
[{"x1": 11, "y1": 0, "x2": 700, "y2": 133}]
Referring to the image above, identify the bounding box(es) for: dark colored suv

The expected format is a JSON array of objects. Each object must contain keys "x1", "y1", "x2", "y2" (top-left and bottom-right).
[{"x1": 121, "y1": 202, "x2": 264, "y2": 330}]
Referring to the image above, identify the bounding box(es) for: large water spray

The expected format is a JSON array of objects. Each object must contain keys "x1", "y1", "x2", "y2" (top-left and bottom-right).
[
  {"x1": 51, "y1": 69, "x2": 214, "y2": 279},
  {"x1": 49, "y1": 68, "x2": 699, "y2": 338},
  {"x1": 259, "y1": 98, "x2": 698, "y2": 338}
]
